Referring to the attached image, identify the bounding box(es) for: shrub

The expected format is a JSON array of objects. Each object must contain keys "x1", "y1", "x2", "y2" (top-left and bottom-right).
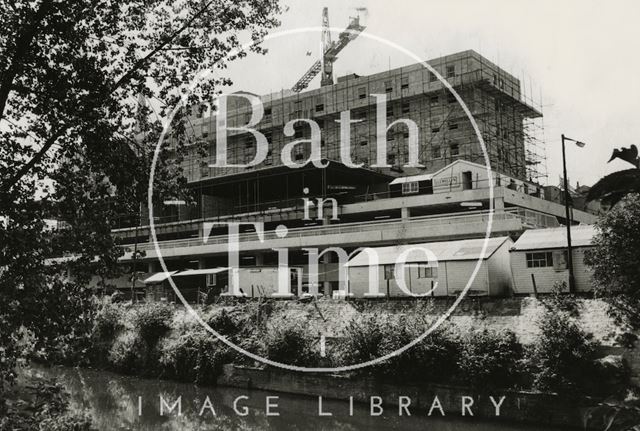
[
  {"x1": 383, "y1": 318, "x2": 460, "y2": 384},
  {"x1": 132, "y1": 303, "x2": 174, "y2": 348},
  {"x1": 457, "y1": 329, "x2": 523, "y2": 390},
  {"x1": 262, "y1": 316, "x2": 318, "y2": 367},
  {"x1": 340, "y1": 314, "x2": 389, "y2": 366},
  {"x1": 108, "y1": 332, "x2": 144, "y2": 374},
  {"x1": 205, "y1": 307, "x2": 246, "y2": 337},
  {"x1": 339, "y1": 314, "x2": 460, "y2": 383},
  {"x1": 526, "y1": 308, "x2": 599, "y2": 395},
  {"x1": 1, "y1": 380, "x2": 95, "y2": 431},
  {"x1": 92, "y1": 301, "x2": 123, "y2": 342},
  {"x1": 159, "y1": 327, "x2": 231, "y2": 385}
]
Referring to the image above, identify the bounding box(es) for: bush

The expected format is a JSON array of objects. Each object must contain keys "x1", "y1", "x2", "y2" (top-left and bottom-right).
[
  {"x1": 262, "y1": 317, "x2": 318, "y2": 367},
  {"x1": 457, "y1": 329, "x2": 523, "y2": 390},
  {"x1": 205, "y1": 307, "x2": 246, "y2": 337},
  {"x1": 526, "y1": 308, "x2": 600, "y2": 395},
  {"x1": 92, "y1": 301, "x2": 123, "y2": 342},
  {"x1": 340, "y1": 314, "x2": 389, "y2": 366},
  {"x1": 1, "y1": 380, "x2": 95, "y2": 431},
  {"x1": 108, "y1": 332, "x2": 144, "y2": 374},
  {"x1": 159, "y1": 327, "x2": 231, "y2": 385},
  {"x1": 132, "y1": 303, "x2": 174, "y2": 348},
  {"x1": 339, "y1": 314, "x2": 460, "y2": 383}
]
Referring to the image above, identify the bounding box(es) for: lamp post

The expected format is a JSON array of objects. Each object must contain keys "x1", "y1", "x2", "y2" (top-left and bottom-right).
[{"x1": 561, "y1": 134, "x2": 586, "y2": 293}]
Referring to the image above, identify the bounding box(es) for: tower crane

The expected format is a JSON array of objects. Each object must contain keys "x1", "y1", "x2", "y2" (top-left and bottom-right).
[{"x1": 291, "y1": 7, "x2": 366, "y2": 93}]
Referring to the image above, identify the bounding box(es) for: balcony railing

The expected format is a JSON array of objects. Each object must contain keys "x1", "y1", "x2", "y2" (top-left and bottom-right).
[
  {"x1": 113, "y1": 177, "x2": 543, "y2": 231},
  {"x1": 126, "y1": 209, "x2": 524, "y2": 254}
]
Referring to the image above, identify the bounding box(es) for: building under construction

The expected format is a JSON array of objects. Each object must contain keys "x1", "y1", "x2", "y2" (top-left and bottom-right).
[{"x1": 112, "y1": 28, "x2": 594, "y2": 298}]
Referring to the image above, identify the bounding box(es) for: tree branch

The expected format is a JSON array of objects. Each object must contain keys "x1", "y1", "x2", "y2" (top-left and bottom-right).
[
  {"x1": 2, "y1": 0, "x2": 216, "y2": 193},
  {"x1": 0, "y1": 0, "x2": 53, "y2": 122}
]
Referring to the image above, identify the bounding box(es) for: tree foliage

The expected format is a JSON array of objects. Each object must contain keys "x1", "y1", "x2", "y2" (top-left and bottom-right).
[
  {"x1": 585, "y1": 193, "x2": 640, "y2": 327},
  {"x1": 0, "y1": 0, "x2": 282, "y2": 400}
]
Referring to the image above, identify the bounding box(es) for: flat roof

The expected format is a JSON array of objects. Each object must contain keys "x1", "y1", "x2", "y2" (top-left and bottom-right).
[
  {"x1": 389, "y1": 174, "x2": 433, "y2": 185},
  {"x1": 347, "y1": 236, "x2": 510, "y2": 267},
  {"x1": 511, "y1": 225, "x2": 596, "y2": 251},
  {"x1": 173, "y1": 267, "x2": 228, "y2": 277},
  {"x1": 143, "y1": 271, "x2": 177, "y2": 284}
]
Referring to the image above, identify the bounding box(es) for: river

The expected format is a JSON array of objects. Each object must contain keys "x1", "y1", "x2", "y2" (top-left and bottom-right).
[{"x1": 26, "y1": 365, "x2": 567, "y2": 430}]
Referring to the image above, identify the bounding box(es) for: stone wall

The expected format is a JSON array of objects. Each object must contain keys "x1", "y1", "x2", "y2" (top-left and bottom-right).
[{"x1": 217, "y1": 364, "x2": 600, "y2": 429}]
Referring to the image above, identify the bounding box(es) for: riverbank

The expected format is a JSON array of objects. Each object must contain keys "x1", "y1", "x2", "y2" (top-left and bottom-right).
[
  {"x1": 27, "y1": 364, "x2": 572, "y2": 431},
  {"x1": 217, "y1": 364, "x2": 592, "y2": 428},
  {"x1": 35, "y1": 295, "x2": 637, "y2": 429}
]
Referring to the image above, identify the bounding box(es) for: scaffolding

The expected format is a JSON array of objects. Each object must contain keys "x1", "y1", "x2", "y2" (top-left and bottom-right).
[{"x1": 162, "y1": 50, "x2": 548, "y2": 220}]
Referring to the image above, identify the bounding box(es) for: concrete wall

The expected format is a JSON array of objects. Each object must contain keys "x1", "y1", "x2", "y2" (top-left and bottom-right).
[
  {"x1": 217, "y1": 364, "x2": 596, "y2": 429},
  {"x1": 510, "y1": 246, "x2": 593, "y2": 294}
]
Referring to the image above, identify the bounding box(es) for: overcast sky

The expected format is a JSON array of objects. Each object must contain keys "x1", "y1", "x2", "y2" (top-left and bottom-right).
[{"x1": 218, "y1": 0, "x2": 640, "y2": 187}]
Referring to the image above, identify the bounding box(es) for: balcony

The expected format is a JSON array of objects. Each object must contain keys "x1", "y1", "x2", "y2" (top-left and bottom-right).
[{"x1": 121, "y1": 209, "x2": 525, "y2": 261}]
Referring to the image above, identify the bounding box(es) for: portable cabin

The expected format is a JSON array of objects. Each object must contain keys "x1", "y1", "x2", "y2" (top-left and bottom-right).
[
  {"x1": 346, "y1": 236, "x2": 513, "y2": 297},
  {"x1": 509, "y1": 225, "x2": 596, "y2": 294}
]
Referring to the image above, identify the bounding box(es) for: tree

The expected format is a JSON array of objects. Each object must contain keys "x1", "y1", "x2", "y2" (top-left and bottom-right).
[
  {"x1": 587, "y1": 145, "x2": 640, "y2": 207},
  {"x1": 584, "y1": 194, "x2": 640, "y2": 327},
  {"x1": 0, "y1": 0, "x2": 282, "y2": 401}
]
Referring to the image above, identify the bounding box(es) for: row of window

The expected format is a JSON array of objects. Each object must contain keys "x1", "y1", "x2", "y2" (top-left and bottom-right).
[
  {"x1": 525, "y1": 251, "x2": 568, "y2": 270},
  {"x1": 383, "y1": 264, "x2": 438, "y2": 280}
]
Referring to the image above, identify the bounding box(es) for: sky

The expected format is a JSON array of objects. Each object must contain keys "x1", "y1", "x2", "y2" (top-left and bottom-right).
[{"x1": 217, "y1": 0, "x2": 640, "y2": 187}]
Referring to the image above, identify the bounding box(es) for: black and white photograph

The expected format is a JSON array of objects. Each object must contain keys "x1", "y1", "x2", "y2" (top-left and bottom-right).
[{"x1": 2, "y1": 1, "x2": 640, "y2": 429}]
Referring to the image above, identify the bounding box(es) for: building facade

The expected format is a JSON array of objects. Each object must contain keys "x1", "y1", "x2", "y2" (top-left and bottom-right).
[{"x1": 111, "y1": 50, "x2": 597, "y2": 298}]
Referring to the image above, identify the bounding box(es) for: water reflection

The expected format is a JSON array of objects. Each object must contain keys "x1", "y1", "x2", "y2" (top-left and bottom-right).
[{"x1": 27, "y1": 365, "x2": 563, "y2": 431}]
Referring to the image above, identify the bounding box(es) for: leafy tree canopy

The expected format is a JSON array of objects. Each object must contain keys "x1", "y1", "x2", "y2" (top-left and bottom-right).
[{"x1": 0, "y1": 0, "x2": 283, "y2": 397}]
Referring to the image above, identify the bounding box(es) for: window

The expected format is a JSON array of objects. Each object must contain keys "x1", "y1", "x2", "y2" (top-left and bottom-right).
[
  {"x1": 446, "y1": 65, "x2": 455, "y2": 78},
  {"x1": 294, "y1": 126, "x2": 304, "y2": 139},
  {"x1": 450, "y1": 143, "x2": 460, "y2": 156},
  {"x1": 448, "y1": 122, "x2": 458, "y2": 130},
  {"x1": 359, "y1": 140, "x2": 368, "y2": 146},
  {"x1": 401, "y1": 101, "x2": 410, "y2": 114},
  {"x1": 386, "y1": 104, "x2": 394, "y2": 117},
  {"x1": 358, "y1": 87, "x2": 366, "y2": 99},
  {"x1": 264, "y1": 107, "x2": 272, "y2": 118},
  {"x1": 403, "y1": 131, "x2": 409, "y2": 140},
  {"x1": 429, "y1": 72, "x2": 437, "y2": 82},
  {"x1": 493, "y1": 74, "x2": 497, "y2": 85},
  {"x1": 206, "y1": 273, "x2": 217, "y2": 286},
  {"x1": 526, "y1": 252, "x2": 553, "y2": 268},
  {"x1": 353, "y1": 110, "x2": 367, "y2": 121},
  {"x1": 294, "y1": 145, "x2": 304, "y2": 161},
  {"x1": 315, "y1": 104, "x2": 324, "y2": 112},
  {"x1": 402, "y1": 181, "x2": 419, "y2": 194},
  {"x1": 552, "y1": 250, "x2": 568, "y2": 271},
  {"x1": 431, "y1": 127, "x2": 440, "y2": 133},
  {"x1": 429, "y1": 95, "x2": 439, "y2": 105},
  {"x1": 448, "y1": 93, "x2": 456, "y2": 104},
  {"x1": 387, "y1": 153, "x2": 396, "y2": 165},
  {"x1": 401, "y1": 76, "x2": 409, "y2": 89},
  {"x1": 432, "y1": 146, "x2": 441, "y2": 158},
  {"x1": 384, "y1": 264, "x2": 395, "y2": 280},
  {"x1": 384, "y1": 80, "x2": 393, "y2": 93},
  {"x1": 417, "y1": 264, "x2": 437, "y2": 278}
]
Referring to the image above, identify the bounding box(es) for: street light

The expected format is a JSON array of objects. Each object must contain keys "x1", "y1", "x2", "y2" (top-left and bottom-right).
[{"x1": 561, "y1": 134, "x2": 586, "y2": 293}]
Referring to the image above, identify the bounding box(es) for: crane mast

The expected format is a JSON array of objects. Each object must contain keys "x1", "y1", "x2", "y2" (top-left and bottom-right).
[{"x1": 291, "y1": 8, "x2": 366, "y2": 93}]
